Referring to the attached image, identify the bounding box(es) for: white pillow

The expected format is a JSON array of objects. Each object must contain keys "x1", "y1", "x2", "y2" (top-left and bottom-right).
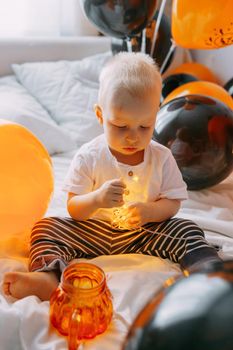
[
  {"x1": 69, "y1": 51, "x2": 112, "y2": 84},
  {"x1": 12, "y1": 52, "x2": 112, "y2": 145},
  {"x1": 54, "y1": 67, "x2": 99, "y2": 124},
  {"x1": 56, "y1": 77, "x2": 103, "y2": 146},
  {"x1": 12, "y1": 60, "x2": 69, "y2": 116},
  {"x1": 56, "y1": 52, "x2": 112, "y2": 145},
  {"x1": 0, "y1": 76, "x2": 76, "y2": 155}
]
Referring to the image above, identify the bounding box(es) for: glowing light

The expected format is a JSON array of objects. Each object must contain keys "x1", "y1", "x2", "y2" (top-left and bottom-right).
[
  {"x1": 111, "y1": 174, "x2": 140, "y2": 229},
  {"x1": 183, "y1": 269, "x2": 190, "y2": 277},
  {"x1": 112, "y1": 206, "x2": 132, "y2": 229},
  {"x1": 164, "y1": 277, "x2": 176, "y2": 287}
]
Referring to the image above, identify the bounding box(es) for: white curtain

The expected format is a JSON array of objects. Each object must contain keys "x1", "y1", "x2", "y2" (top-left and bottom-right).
[{"x1": 0, "y1": 0, "x2": 98, "y2": 37}]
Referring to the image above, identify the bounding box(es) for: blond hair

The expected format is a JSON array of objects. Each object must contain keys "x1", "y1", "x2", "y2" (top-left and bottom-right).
[{"x1": 98, "y1": 52, "x2": 162, "y2": 108}]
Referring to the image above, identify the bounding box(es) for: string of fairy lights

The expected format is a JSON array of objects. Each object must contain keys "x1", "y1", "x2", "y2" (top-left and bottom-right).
[{"x1": 111, "y1": 175, "x2": 210, "y2": 245}]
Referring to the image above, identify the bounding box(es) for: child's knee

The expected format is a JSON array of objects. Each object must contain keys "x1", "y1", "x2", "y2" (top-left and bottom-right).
[
  {"x1": 179, "y1": 219, "x2": 205, "y2": 238},
  {"x1": 31, "y1": 216, "x2": 60, "y2": 239}
]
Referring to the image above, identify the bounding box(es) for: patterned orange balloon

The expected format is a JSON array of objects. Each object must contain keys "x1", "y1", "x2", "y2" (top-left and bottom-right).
[
  {"x1": 162, "y1": 81, "x2": 233, "y2": 110},
  {"x1": 172, "y1": 0, "x2": 233, "y2": 49},
  {"x1": 169, "y1": 62, "x2": 217, "y2": 84},
  {"x1": 0, "y1": 120, "x2": 54, "y2": 238}
]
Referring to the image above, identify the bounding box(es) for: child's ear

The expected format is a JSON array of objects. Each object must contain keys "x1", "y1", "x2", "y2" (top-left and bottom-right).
[{"x1": 94, "y1": 104, "x2": 103, "y2": 125}]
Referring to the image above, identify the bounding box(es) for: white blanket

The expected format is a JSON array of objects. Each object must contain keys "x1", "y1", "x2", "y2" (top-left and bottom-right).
[{"x1": 0, "y1": 152, "x2": 233, "y2": 350}]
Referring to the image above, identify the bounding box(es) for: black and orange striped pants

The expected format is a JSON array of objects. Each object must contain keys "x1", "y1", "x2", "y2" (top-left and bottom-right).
[{"x1": 29, "y1": 217, "x2": 219, "y2": 272}]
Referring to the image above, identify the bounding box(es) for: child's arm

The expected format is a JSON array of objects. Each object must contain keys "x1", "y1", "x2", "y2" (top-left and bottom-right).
[
  {"x1": 126, "y1": 198, "x2": 181, "y2": 227},
  {"x1": 67, "y1": 178, "x2": 126, "y2": 221},
  {"x1": 144, "y1": 198, "x2": 181, "y2": 222}
]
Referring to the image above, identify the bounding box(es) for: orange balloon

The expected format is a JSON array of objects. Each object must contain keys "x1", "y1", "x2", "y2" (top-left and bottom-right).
[
  {"x1": 0, "y1": 120, "x2": 54, "y2": 238},
  {"x1": 170, "y1": 63, "x2": 217, "y2": 84},
  {"x1": 162, "y1": 81, "x2": 233, "y2": 110},
  {"x1": 172, "y1": 0, "x2": 233, "y2": 49}
]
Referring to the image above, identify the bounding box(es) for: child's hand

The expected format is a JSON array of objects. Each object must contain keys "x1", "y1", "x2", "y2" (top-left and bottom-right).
[
  {"x1": 97, "y1": 179, "x2": 126, "y2": 208},
  {"x1": 125, "y1": 202, "x2": 149, "y2": 228}
]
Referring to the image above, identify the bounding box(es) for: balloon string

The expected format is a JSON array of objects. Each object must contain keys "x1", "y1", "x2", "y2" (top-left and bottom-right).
[
  {"x1": 127, "y1": 39, "x2": 132, "y2": 52},
  {"x1": 112, "y1": 209, "x2": 209, "y2": 243},
  {"x1": 142, "y1": 227, "x2": 207, "y2": 242},
  {"x1": 160, "y1": 40, "x2": 176, "y2": 75},
  {"x1": 141, "y1": 28, "x2": 147, "y2": 53},
  {"x1": 150, "y1": 0, "x2": 168, "y2": 56},
  {"x1": 112, "y1": 224, "x2": 200, "y2": 242}
]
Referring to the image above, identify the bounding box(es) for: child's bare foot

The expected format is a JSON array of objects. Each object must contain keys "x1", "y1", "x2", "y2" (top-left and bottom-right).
[{"x1": 3, "y1": 271, "x2": 59, "y2": 301}]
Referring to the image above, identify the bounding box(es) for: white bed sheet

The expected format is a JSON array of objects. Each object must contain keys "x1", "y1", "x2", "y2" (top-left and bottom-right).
[{"x1": 0, "y1": 151, "x2": 233, "y2": 350}]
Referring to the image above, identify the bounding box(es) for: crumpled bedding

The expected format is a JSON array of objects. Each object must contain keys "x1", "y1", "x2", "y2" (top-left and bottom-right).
[{"x1": 0, "y1": 255, "x2": 181, "y2": 350}]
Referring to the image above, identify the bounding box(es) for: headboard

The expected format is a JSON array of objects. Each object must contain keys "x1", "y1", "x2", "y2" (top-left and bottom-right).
[{"x1": 0, "y1": 36, "x2": 111, "y2": 77}]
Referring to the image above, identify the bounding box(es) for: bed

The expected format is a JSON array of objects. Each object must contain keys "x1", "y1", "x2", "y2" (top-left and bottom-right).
[{"x1": 0, "y1": 36, "x2": 233, "y2": 350}]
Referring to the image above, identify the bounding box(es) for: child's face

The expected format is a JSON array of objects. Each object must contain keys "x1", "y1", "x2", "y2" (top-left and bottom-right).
[{"x1": 95, "y1": 88, "x2": 160, "y2": 160}]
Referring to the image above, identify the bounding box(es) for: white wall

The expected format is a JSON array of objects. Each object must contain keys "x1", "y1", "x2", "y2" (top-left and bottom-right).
[
  {"x1": 61, "y1": 0, "x2": 98, "y2": 36},
  {"x1": 191, "y1": 45, "x2": 233, "y2": 86}
]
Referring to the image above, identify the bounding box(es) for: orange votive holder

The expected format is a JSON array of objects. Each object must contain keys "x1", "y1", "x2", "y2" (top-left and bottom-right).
[{"x1": 50, "y1": 262, "x2": 113, "y2": 350}]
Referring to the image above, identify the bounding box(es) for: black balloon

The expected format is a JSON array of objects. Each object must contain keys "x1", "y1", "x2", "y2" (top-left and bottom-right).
[
  {"x1": 111, "y1": 37, "x2": 128, "y2": 55},
  {"x1": 110, "y1": 10, "x2": 175, "y2": 71},
  {"x1": 161, "y1": 73, "x2": 199, "y2": 103},
  {"x1": 224, "y1": 77, "x2": 233, "y2": 98},
  {"x1": 153, "y1": 95, "x2": 233, "y2": 190},
  {"x1": 80, "y1": 0, "x2": 157, "y2": 39},
  {"x1": 123, "y1": 260, "x2": 233, "y2": 350},
  {"x1": 147, "y1": 11, "x2": 175, "y2": 70}
]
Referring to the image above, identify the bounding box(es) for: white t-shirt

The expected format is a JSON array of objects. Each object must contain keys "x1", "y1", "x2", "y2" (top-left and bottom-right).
[{"x1": 63, "y1": 134, "x2": 188, "y2": 221}]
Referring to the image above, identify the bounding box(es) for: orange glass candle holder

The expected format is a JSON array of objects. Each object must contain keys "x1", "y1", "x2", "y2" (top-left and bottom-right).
[{"x1": 50, "y1": 262, "x2": 113, "y2": 350}]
